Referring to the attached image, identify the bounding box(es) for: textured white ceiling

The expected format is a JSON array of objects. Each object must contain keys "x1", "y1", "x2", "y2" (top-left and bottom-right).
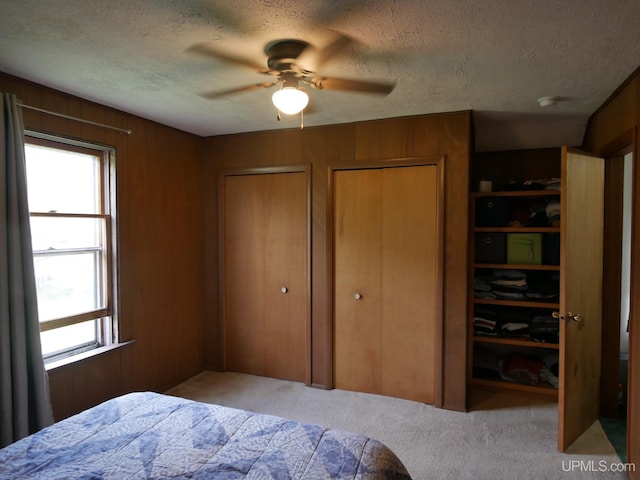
[{"x1": 1, "y1": 0, "x2": 639, "y2": 151}]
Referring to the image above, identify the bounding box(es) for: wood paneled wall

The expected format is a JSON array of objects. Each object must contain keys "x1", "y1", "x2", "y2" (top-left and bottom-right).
[
  {"x1": 204, "y1": 112, "x2": 472, "y2": 411},
  {"x1": 1, "y1": 72, "x2": 472, "y2": 416},
  {"x1": 0, "y1": 74, "x2": 206, "y2": 420},
  {"x1": 583, "y1": 70, "x2": 639, "y2": 478}
]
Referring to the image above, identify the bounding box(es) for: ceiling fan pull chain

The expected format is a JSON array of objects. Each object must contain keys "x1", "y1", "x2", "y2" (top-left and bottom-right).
[{"x1": 300, "y1": 109, "x2": 304, "y2": 129}]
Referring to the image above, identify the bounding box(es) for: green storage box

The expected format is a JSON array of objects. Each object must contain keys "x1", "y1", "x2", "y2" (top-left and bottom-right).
[{"x1": 507, "y1": 233, "x2": 542, "y2": 265}]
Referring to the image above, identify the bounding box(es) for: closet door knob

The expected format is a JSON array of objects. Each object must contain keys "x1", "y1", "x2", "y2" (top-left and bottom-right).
[
  {"x1": 556, "y1": 311, "x2": 583, "y2": 323},
  {"x1": 281, "y1": 287, "x2": 288, "y2": 294},
  {"x1": 567, "y1": 312, "x2": 583, "y2": 323},
  {"x1": 354, "y1": 293, "x2": 362, "y2": 300}
]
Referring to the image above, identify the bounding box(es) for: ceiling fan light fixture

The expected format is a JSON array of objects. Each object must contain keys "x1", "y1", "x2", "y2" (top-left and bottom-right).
[{"x1": 272, "y1": 87, "x2": 309, "y2": 114}]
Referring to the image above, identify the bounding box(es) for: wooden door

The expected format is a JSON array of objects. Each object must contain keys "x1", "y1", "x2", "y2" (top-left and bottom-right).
[
  {"x1": 381, "y1": 166, "x2": 439, "y2": 402},
  {"x1": 334, "y1": 164, "x2": 440, "y2": 404},
  {"x1": 559, "y1": 147, "x2": 605, "y2": 451},
  {"x1": 334, "y1": 169, "x2": 384, "y2": 394},
  {"x1": 223, "y1": 171, "x2": 307, "y2": 383}
]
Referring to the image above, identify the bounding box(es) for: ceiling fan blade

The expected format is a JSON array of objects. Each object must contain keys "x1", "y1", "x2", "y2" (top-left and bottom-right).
[
  {"x1": 187, "y1": 43, "x2": 268, "y2": 73},
  {"x1": 296, "y1": 31, "x2": 354, "y2": 72},
  {"x1": 200, "y1": 82, "x2": 277, "y2": 99},
  {"x1": 309, "y1": 76, "x2": 395, "y2": 95}
]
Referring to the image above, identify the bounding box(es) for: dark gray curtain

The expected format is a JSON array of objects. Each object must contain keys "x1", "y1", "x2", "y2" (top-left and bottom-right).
[{"x1": 0, "y1": 92, "x2": 54, "y2": 448}]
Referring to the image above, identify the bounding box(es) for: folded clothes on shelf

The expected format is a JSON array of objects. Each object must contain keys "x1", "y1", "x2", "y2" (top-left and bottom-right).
[
  {"x1": 499, "y1": 353, "x2": 544, "y2": 386},
  {"x1": 506, "y1": 178, "x2": 561, "y2": 191},
  {"x1": 473, "y1": 348, "x2": 559, "y2": 388},
  {"x1": 475, "y1": 269, "x2": 559, "y2": 304},
  {"x1": 530, "y1": 315, "x2": 560, "y2": 343},
  {"x1": 474, "y1": 307, "x2": 500, "y2": 336}
]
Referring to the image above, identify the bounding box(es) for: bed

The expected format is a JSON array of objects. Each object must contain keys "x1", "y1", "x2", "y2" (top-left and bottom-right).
[{"x1": 0, "y1": 391, "x2": 411, "y2": 479}]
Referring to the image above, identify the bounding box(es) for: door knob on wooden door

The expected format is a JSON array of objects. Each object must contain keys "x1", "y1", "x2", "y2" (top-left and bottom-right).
[
  {"x1": 553, "y1": 311, "x2": 583, "y2": 323},
  {"x1": 567, "y1": 312, "x2": 583, "y2": 323},
  {"x1": 353, "y1": 293, "x2": 363, "y2": 300},
  {"x1": 281, "y1": 287, "x2": 288, "y2": 294}
]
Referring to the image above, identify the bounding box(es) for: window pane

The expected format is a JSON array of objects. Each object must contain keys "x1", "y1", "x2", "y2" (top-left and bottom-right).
[
  {"x1": 25, "y1": 135, "x2": 116, "y2": 360},
  {"x1": 34, "y1": 252, "x2": 104, "y2": 321},
  {"x1": 31, "y1": 216, "x2": 105, "y2": 251},
  {"x1": 25, "y1": 144, "x2": 100, "y2": 214},
  {"x1": 41, "y1": 320, "x2": 97, "y2": 356}
]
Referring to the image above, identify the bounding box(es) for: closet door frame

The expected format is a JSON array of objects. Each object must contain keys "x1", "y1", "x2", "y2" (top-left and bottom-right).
[
  {"x1": 218, "y1": 164, "x2": 312, "y2": 385},
  {"x1": 327, "y1": 156, "x2": 446, "y2": 405}
]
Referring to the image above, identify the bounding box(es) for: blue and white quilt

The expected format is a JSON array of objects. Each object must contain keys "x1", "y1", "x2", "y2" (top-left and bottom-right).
[{"x1": 0, "y1": 391, "x2": 411, "y2": 479}]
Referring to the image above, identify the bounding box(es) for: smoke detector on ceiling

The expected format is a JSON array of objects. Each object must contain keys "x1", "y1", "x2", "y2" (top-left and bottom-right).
[{"x1": 537, "y1": 96, "x2": 559, "y2": 107}]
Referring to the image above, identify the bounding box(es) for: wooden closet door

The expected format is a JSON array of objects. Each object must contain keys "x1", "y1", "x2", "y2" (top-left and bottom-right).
[
  {"x1": 334, "y1": 169, "x2": 384, "y2": 394},
  {"x1": 381, "y1": 165, "x2": 438, "y2": 403},
  {"x1": 224, "y1": 174, "x2": 265, "y2": 375},
  {"x1": 334, "y1": 164, "x2": 439, "y2": 403},
  {"x1": 262, "y1": 172, "x2": 307, "y2": 381},
  {"x1": 559, "y1": 148, "x2": 604, "y2": 451},
  {"x1": 223, "y1": 172, "x2": 307, "y2": 382}
]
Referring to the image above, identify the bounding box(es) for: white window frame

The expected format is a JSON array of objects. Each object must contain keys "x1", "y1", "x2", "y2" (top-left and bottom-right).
[{"x1": 25, "y1": 131, "x2": 118, "y2": 363}]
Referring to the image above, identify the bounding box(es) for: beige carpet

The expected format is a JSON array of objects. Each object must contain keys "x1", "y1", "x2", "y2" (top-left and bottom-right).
[{"x1": 166, "y1": 371, "x2": 627, "y2": 479}]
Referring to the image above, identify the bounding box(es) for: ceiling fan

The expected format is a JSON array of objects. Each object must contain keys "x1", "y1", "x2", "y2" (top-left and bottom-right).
[{"x1": 187, "y1": 33, "x2": 396, "y2": 117}]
